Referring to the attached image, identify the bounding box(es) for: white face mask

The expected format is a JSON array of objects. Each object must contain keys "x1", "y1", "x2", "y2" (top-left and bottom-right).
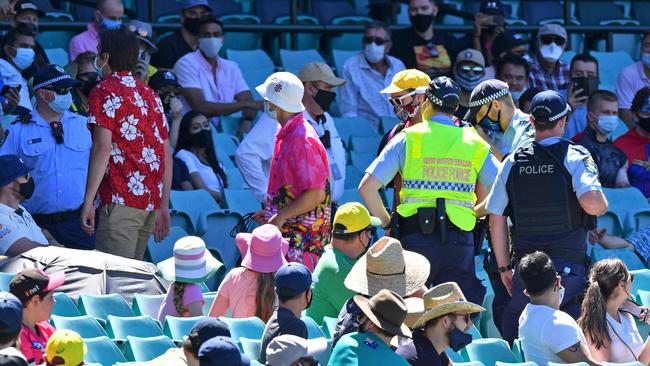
[
  {"x1": 558, "y1": 285, "x2": 565, "y2": 306},
  {"x1": 364, "y1": 43, "x2": 385, "y2": 64},
  {"x1": 596, "y1": 115, "x2": 619, "y2": 135},
  {"x1": 264, "y1": 100, "x2": 277, "y2": 120},
  {"x1": 540, "y1": 42, "x2": 563, "y2": 63},
  {"x1": 198, "y1": 37, "x2": 223, "y2": 59}
]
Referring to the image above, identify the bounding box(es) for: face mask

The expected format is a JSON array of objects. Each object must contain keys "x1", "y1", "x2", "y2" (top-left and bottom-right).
[
  {"x1": 100, "y1": 17, "x2": 122, "y2": 30},
  {"x1": 305, "y1": 291, "x2": 313, "y2": 309},
  {"x1": 540, "y1": 42, "x2": 563, "y2": 63},
  {"x1": 409, "y1": 13, "x2": 434, "y2": 33},
  {"x1": 12, "y1": 47, "x2": 34, "y2": 70},
  {"x1": 93, "y1": 56, "x2": 106, "y2": 79},
  {"x1": 455, "y1": 73, "x2": 483, "y2": 92},
  {"x1": 264, "y1": 100, "x2": 277, "y2": 120},
  {"x1": 596, "y1": 115, "x2": 618, "y2": 135},
  {"x1": 18, "y1": 177, "x2": 35, "y2": 200},
  {"x1": 313, "y1": 89, "x2": 336, "y2": 111},
  {"x1": 183, "y1": 17, "x2": 202, "y2": 35},
  {"x1": 511, "y1": 89, "x2": 525, "y2": 103},
  {"x1": 17, "y1": 21, "x2": 38, "y2": 34},
  {"x1": 395, "y1": 103, "x2": 419, "y2": 122},
  {"x1": 448, "y1": 325, "x2": 473, "y2": 352},
  {"x1": 198, "y1": 37, "x2": 223, "y2": 59},
  {"x1": 188, "y1": 129, "x2": 211, "y2": 149},
  {"x1": 642, "y1": 53, "x2": 650, "y2": 69},
  {"x1": 558, "y1": 285, "x2": 565, "y2": 305},
  {"x1": 478, "y1": 103, "x2": 502, "y2": 133},
  {"x1": 364, "y1": 43, "x2": 385, "y2": 64},
  {"x1": 638, "y1": 116, "x2": 650, "y2": 133},
  {"x1": 79, "y1": 78, "x2": 99, "y2": 96},
  {"x1": 47, "y1": 92, "x2": 72, "y2": 113}
]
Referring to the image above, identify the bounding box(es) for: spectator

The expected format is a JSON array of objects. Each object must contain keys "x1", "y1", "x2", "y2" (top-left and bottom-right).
[
  {"x1": 328, "y1": 289, "x2": 411, "y2": 366},
  {"x1": 495, "y1": 54, "x2": 530, "y2": 106},
  {"x1": 0, "y1": 155, "x2": 50, "y2": 257},
  {"x1": 0, "y1": 65, "x2": 94, "y2": 250},
  {"x1": 563, "y1": 53, "x2": 599, "y2": 139},
  {"x1": 0, "y1": 292, "x2": 27, "y2": 366},
  {"x1": 591, "y1": 226, "x2": 650, "y2": 267},
  {"x1": 44, "y1": 330, "x2": 86, "y2": 366},
  {"x1": 389, "y1": 0, "x2": 459, "y2": 77},
  {"x1": 80, "y1": 28, "x2": 172, "y2": 259},
  {"x1": 518, "y1": 87, "x2": 543, "y2": 114},
  {"x1": 157, "y1": 236, "x2": 219, "y2": 323},
  {"x1": 578, "y1": 259, "x2": 650, "y2": 364},
  {"x1": 258, "y1": 263, "x2": 315, "y2": 364},
  {"x1": 616, "y1": 30, "x2": 650, "y2": 128},
  {"x1": 148, "y1": 70, "x2": 184, "y2": 148},
  {"x1": 573, "y1": 91, "x2": 629, "y2": 188},
  {"x1": 127, "y1": 20, "x2": 158, "y2": 84},
  {"x1": 518, "y1": 252, "x2": 599, "y2": 366},
  {"x1": 67, "y1": 52, "x2": 99, "y2": 116},
  {"x1": 209, "y1": 224, "x2": 288, "y2": 321},
  {"x1": 0, "y1": 26, "x2": 35, "y2": 113},
  {"x1": 151, "y1": 0, "x2": 212, "y2": 70},
  {"x1": 486, "y1": 31, "x2": 529, "y2": 80},
  {"x1": 68, "y1": 0, "x2": 123, "y2": 62},
  {"x1": 298, "y1": 62, "x2": 346, "y2": 203},
  {"x1": 307, "y1": 202, "x2": 381, "y2": 323},
  {"x1": 11, "y1": 1, "x2": 49, "y2": 78},
  {"x1": 10, "y1": 268, "x2": 65, "y2": 365},
  {"x1": 614, "y1": 87, "x2": 650, "y2": 197},
  {"x1": 151, "y1": 317, "x2": 231, "y2": 366},
  {"x1": 396, "y1": 282, "x2": 485, "y2": 366},
  {"x1": 174, "y1": 110, "x2": 228, "y2": 204},
  {"x1": 254, "y1": 72, "x2": 331, "y2": 270},
  {"x1": 198, "y1": 336, "x2": 250, "y2": 366},
  {"x1": 340, "y1": 22, "x2": 405, "y2": 131},
  {"x1": 453, "y1": 48, "x2": 486, "y2": 119},
  {"x1": 332, "y1": 237, "x2": 430, "y2": 346},
  {"x1": 174, "y1": 15, "x2": 260, "y2": 139},
  {"x1": 266, "y1": 335, "x2": 328, "y2": 366},
  {"x1": 528, "y1": 24, "x2": 570, "y2": 91},
  {"x1": 468, "y1": 0, "x2": 507, "y2": 66}
]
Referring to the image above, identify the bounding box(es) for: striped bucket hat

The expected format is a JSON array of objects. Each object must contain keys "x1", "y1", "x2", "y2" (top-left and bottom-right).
[{"x1": 157, "y1": 236, "x2": 222, "y2": 283}]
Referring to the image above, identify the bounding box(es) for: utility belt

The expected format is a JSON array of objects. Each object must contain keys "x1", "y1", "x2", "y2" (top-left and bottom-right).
[
  {"x1": 394, "y1": 198, "x2": 464, "y2": 243},
  {"x1": 33, "y1": 208, "x2": 81, "y2": 225},
  {"x1": 512, "y1": 246, "x2": 589, "y2": 268}
]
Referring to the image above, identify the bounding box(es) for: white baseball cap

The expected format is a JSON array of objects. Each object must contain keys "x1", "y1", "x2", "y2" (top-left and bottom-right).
[
  {"x1": 266, "y1": 335, "x2": 328, "y2": 366},
  {"x1": 256, "y1": 72, "x2": 305, "y2": 113}
]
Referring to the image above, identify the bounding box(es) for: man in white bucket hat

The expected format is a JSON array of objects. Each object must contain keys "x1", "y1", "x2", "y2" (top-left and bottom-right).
[{"x1": 253, "y1": 72, "x2": 331, "y2": 272}]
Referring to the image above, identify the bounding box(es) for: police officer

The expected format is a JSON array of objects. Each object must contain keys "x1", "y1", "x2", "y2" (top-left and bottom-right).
[
  {"x1": 358, "y1": 76, "x2": 499, "y2": 307},
  {"x1": 486, "y1": 90, "x2": 608, "y2": 344},
  {"x1": 0, "y1": 64, "x2": 94, "y2": 250},
  {"x1": 465, "y1": 79, "x2": 535, "y2": 161}
]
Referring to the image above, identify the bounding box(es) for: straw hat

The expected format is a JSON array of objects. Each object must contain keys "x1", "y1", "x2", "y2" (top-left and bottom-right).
[
  {"x1": 411, "y1": 282, "x2": 485, "y2": 329},
  {"x1": 236, "y1": 224, "x2": 289, "y2": 273},
  {"x1": 344, "y1": 237, "x2": 430, "y2": 297},
  {"x1": 157, "y1": 236, "x2": 222, "y2": 283},
  {"x1": 354, "y1": 289, "x2": 412, "y2": 338}
]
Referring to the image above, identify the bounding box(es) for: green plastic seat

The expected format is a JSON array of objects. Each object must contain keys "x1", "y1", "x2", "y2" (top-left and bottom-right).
[
  {"x1": 163, "y1": 316, "x2": 206, "y2": 343},
  {"x1": 219, "y1": 317, "x2": 265, "y2": 340},
  {"x1": 461, "y1": 338, "x2": 517, "y2": 366},
  {"x1": 197, "y1": 210, "x2": 241, "y2": 271},
  {"x1": 125, "y1": 335, "x2": 175, "y2": 362},
  {"x1": 631, "y1": 269, "x2": 650, "y2": 295},
  {"x1": 446, "y1": 348, "x2": 466, "y2": 363},
  {"x1": 52, "y1": 292, "x2": 81, "y2": 317},
  {"x1": 51, "y1": 315, "x2": 108, "y2": 339},
  {"x1": 84, "y1": 336, "x2": 128, "y2": 366},
  {"x1": 279, "y1": 49, "x2": 326, "y2": 75},
  {"x1": 203, "y1": 293, "x2": 217, "y2": 316},
  {"x1": 106, "y1": 315, "x2": 163, "y2": 340},
  {"x1": 240, "y1": 337, "x2": 262, "y2": 361}
]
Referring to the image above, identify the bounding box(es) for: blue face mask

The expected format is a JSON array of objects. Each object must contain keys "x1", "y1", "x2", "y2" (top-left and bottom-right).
[
  {"x1": 48, "y1": 92, "x2": 72, "y2": 113},
  {"x1": 478, "y1": 102, "x2": 502, "y2": 133},
  {"x1": 12, "y1": 47, "x2": 35, "y2": 70},
  {"x1": 100, "y1": 17, "x2": 122, "y2": 30},
  {"x1": 448, "y1": 327, "x2": 473, "y2": 352}
]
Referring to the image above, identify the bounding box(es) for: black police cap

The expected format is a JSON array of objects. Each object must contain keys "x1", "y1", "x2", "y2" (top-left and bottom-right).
[{"x1": 425, "y1": 76, "x2": 460, "y2": 112}]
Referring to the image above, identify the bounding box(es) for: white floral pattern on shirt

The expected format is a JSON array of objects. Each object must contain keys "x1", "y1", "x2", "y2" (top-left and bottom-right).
[
  {"x1": 111, "y1": 193, "x2": 125, "y2": 205},
  {"x1": 102, "y1": 93, "x2": 122, "y2": 118},
  {"x1": 142, "y1": 146, "x2": 160, "y2": 171},
  {"x1": 127, "y1": 171, "x2": 146, "y2": 196},
  {"x1": 110, "y1": 143, "x2": 125, "y2": 164},
  {"x1": 120, "y1": 115, "x2": 139, "y2": 141},
  {"x1": 133, "y1": 91, "x2": 148, "y2": 116},
  {"x1": 120, "y1": 75, "x2": 136, "y2": 88}
]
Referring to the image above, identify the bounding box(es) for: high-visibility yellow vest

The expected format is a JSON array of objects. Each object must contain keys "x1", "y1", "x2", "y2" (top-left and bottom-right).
[{"x1": 397, "y1": 119, "x2": 490, "y2": 231}]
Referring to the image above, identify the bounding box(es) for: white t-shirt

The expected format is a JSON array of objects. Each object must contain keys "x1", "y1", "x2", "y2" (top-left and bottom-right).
[
  {"x1": 0, "y1": 58, "x2": 31, "y2": 111},
  {"x1": 175, "y1": 149, "x2": 224, "y2": 194},
  {"x1": 0, "y1": 203, "x2": 47, "y2": 255},
  {"x1": 519, "y1": 303, "x2": 590, "y2": 366},
  {"x1": 605, "y1": 311, "x2": 644, "y2": 363}
]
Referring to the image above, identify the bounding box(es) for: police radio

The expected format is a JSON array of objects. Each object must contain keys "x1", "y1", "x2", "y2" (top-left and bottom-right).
[{"x1": 49, "y1": 121, "x2": 64, "y2": 144}]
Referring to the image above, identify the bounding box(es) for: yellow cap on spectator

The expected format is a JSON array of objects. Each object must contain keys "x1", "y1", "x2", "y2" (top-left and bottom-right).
[
  {"x1": 45, "y1": 330, "x2": 87, "y2": 366},
  {"x1": 333, "y1": 202, "x2": 381, "y2": 235},
  {"x1": 380, "y1": 69, "x2": 431, "y2": 94}
]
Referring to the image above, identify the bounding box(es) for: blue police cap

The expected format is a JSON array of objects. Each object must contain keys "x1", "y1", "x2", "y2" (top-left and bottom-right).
[
  {"x1": 33, "y1": 64, "x2": 80, "y2": 91},
  {"x1": 0, "y1": 155, "x2": 31, "y2": 187},
  {"x1": 530, "y1": 90, "x2": 571, "y2": 125}
]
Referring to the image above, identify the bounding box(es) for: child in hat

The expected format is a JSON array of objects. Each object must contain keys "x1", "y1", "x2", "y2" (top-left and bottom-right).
[
  {"x1": 44, "y1": 330, "x2": 86, "y2": 366},
  {"x1": 209, "y1": 224, "x2": 288, "y2": 322},
  {"x1": 157, "y1": 236, "x2": 221, "y2": 323}
]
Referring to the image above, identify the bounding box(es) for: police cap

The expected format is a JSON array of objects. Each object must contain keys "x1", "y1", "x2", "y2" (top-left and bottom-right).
[
  {"x1": 530, "y1": 90, "x2": 571, "y2": 126},
  {"x1": 464, "y1": 79, "x2": 510, "y2": 124},
  {"x1": 425, "y1": 76, "x2": 460, "y2": 112}
]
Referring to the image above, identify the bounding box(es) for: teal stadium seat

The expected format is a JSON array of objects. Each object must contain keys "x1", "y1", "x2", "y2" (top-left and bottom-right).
[
  {"x1": 170, "y1": 210, "x2": 194, "y2": 235},
  {"x1": 84, "y1": 336, "x2": 128, "y2": 366},
  {"x1": 50, "y1": 315, "x2": 108, "y2": 339},
  {"x1": 163, "y1": 316, "x2": 206, "y2": 343},
  {"x1": 52, "y1": 292, "x2": 81, "y2": 317},
  {"x1": 638, "y1": 289, "x2": 650, "y2": 306},
  {"x1": 345, "y1": 165, "x2": 364, "y2": 189},
  {"x1": 197, "y1": 210, "x2": 242, "y2": 270},
  {"x1": 332, "y1": 49, "x2": 358, "y2": 73},
  {"x1": 106, "y1": 315, "x2": 163, "y2": 340},
  {"x1": 219, "y1": 317, "x2": 266, "y2": 339},
  {"x1": 333, "y1": 116, "x2": 379, "y2": 145},
  {"x1": 203, "y1": 292, "x2": 217, "y2": 315},
  {"x1": 461, "y1": 338, "x2": 517, "y2": 366},
  {"x1": 219, "y1": 116, "x2": 242, "y2": 137},
  {"x1": 496, "y1": 363, "x2": 538, "y2": 366},
  {"x1": 44, "y1": 48, "x2": 69, "y2": 67},
  {"x1": 446, "y1": 348, "x2": 466, "y2": 362},
  {"x1": 125, "y1": 335, "x2": 175, "y2": 362},
  {"x1": 511, "y1": 338, "x2": 525, "y2": 362},
  {"x1": 350, "y1": 151, "x2": 376, "y2": 172},
  {"x1": 590, "y1": 51, "x2": 635, "y2": 91},
  {"x1": 321, "y1": 316, "x2": 338, "y2": 337},
  {"x1": 131, "y1": 294, "x2": 166, "y2": 319},
  {"x1": 0, "y1": 272, "x2": 14, "y2": 291},
  {"x1": 240, "y1": 337, "x2": 262, "y2": 361},
  {"x1": 329, "y1": 16, "x2": 373, "y2": 51},
  {"x1": 631, "y1": 269, "x2": 650, "y2": 295},
  {"x1": 226, "y1": 49, "x2": 275, "y2": 73},
  {"x1": 170, "y1": 190, "x2": 221, "y2": 235},
  {"x1": 602, "y1": 187, "x2": 650, "y2": 235},
  {"x1": 591, "y1": 244, "x2": 646, "y2": 271},
  {"x1": 301, "y1": 316, "x2": 327, "y2": 339},
  {"x1": 223, "y1": 188, "x2": 261, "y2": 214},
  {"x1": 379, "y1": 116, "x2": 400, "y2": 135},
  {"x1": 275, "y1": 16, "x2": 321, "y2": 57},
  {"x1": 78, "y1": 294, "x2": 135, "y2": 325},
  {"x1": 339, "y1": 188, "x2": 362, "y2": 204},
  {"x1": 279, "y1": 49, "x2": 326, "y2": 75},
  {"x1": 221, "y1": 15, "x2": 263, "y2": 51},
  {"x1": 146, "y1": 226, "x2": 189, "y2": 265},
  {"x1": 350, "y1": 136, "x2": 380, "y2": 153}
]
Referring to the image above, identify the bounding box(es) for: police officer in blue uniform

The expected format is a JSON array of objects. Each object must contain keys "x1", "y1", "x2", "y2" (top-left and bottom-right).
[
  {"x1": 486, "y1": 90, "x2": 608, "y2": 344},
  {"x1": 0, "y1": 64, "x2": 94, "y2": 250}
]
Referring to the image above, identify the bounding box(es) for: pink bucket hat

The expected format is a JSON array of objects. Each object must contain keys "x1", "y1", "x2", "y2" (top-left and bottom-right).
[{"x1": 236, "y1": 224, "x2": 289, "y2": 273}]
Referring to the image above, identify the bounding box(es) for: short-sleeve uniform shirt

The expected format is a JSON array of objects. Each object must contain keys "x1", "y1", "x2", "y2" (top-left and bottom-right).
[{"x1": 0, "y1": 203, "x2": 47, "y2": 255}]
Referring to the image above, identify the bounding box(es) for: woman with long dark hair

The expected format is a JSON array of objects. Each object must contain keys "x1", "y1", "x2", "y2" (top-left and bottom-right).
[
  {"x1": 174, "y1": 110, "x2": 228, "y2": 203},
  {"x1": 578, "y1": 259, "x2": 650, "y2": 364}
]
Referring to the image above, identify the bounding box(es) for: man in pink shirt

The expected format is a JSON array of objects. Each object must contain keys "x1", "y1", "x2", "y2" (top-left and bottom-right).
[
  {"x1": 254, "y1": 72, "x2": 331, "y2": 271},
  {"x1": 616, "y1": 31, "x2": 650, "y2": 128},
  {"x1": 68, "y1": 0, "x2": 124, "y2": 62}
]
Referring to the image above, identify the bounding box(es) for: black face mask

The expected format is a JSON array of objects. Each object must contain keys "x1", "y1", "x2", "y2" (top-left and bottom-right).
[
  {"x1": 18, "y1": 177, "x2": 35, "y2": 200},
  {"x1": 17, "y1": 21, "x2": 38, "y2": 34},
  {"x1": 305, "y1": 290, "x2": 313, "y2": 309},
  {"x1": 188, "y1": 129, "x2": 211, "y2": 149},
  {"x1": 79, "y1": 78, "x2": 99, "y2": 96},
  {"x1": 313, "y1": 89, "x2": 336, "y2": 112},
  {"x1": 638, "y1": 116, "x2": 650, "y2": 133},
  {"x1": 183, "y1": 17, "x2": 201, "y2": 36},
  {"x1": 478, "y1": 102, "x2": 502, "y2": 133},
  {"x1": 409, "y1": 13, "x2": 434, "y2": 33}
]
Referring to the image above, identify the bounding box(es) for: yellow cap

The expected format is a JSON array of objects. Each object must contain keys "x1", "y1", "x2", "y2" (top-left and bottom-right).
[
  {"x1": 45, "y1": 330, "x2": 87, "y2": 366},
  {"x1": 333, "y1": 202, "x2": 382, "y2": 235},
  {"x1": 380, "y1": 69, "x2": 431, "y2": 94}
]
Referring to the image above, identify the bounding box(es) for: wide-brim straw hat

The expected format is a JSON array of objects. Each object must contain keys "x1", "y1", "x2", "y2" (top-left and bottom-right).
[
  {"x1": 344, "y1": 237, "x2": 430, "y2": 297},
  {"x1": 157, "y1": 236, "x2": 222, "y2": 283},
  {"x1": 236, "y1": 224, "x2": 289, "y2": 273},
  {"x1": 412, "y1": 282, "x2": 485, "y2": 329},
  {"x1": 354, "y1": 289, "x2": 412, "y2": 338}
]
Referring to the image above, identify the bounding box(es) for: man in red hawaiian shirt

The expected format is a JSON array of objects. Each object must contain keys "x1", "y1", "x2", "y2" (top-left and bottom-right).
[{"x1": 80, "y1": 28, "x2": 172, "y2": 260}]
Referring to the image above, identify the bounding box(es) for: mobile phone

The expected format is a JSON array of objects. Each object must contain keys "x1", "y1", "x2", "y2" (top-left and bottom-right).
[
  {"x1": 621, "y1": 299, "x2": 644, "y2": 318},
  {"x1": 571, "y1": 77, "x2": 599, "y2": 99},
  {"x1": 0, "y1": 85, "x2": 18, "y2": 96},
  {"x1": 486, "y1": 15, "x2": 504, "y2": 26}
]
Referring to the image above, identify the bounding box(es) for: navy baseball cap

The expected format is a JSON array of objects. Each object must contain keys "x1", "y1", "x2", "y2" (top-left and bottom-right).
[
  {"x1": 191, "y1": 318, "x2": 231, "y2": 345},
  {"x1": 530, "y1": 90, "x2": 571, "y2": 125},
  {"x1": 0, "y1": 155, "x2": 31, "y2": 187},
  {"x1": 182, "y1": 0, "x2": 213, "y2": 11},
  {"x1": 33, "y1": 65, "x2": 81, "y2": 91},
  {"x1": 14, "y1": 1, "x2": 45, "y2": 17},
  {"x1": 198, "y1": 336, "x2": 250, "y2": 366},
  {"x1": 480, "y1": 0, "x2": 506, "y2": 15},
  {"x1": 148, "y1": 70, "x2": 182, "y2": 91},
  {"x1": 0, "y1": 292, "x2": 23, "y2": 334},
  {"x1": 275, "y1": 263, "x2": 318, "y2": 298},
  {"x1": 491, "y1": 31, "x2": 527, "y2": 59},
  {"x1": 465, "y1": 79, "x2": 511, "y2": 124}
]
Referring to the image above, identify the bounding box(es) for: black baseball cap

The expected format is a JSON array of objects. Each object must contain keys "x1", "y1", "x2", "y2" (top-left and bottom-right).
[
  {"x1": 10, "y1": 268, "x2": 65, "y2": 305},
  {"x1": 491, "y1": 31, "x2": 527, "y2": 59},
  {"x1": 33, "y1": 65, "x2": 80, "y2": 91},
  {"x1": 464, "y1": 79, "x2": 511, "y2": 124},
  {"x1": 148, "y1": 70, "x2": 182, "y2": 91},
  {"x1": 530, "y1": 90, "x2": 571, "y2": 125},
  {"x1": 480, "y1": 0, "x2": 506, "y2": 15},
  {"x1": 14, "y1": 1, "x2": 45, "y2": 17},
  {"x1": 425, "y1": 76, "x2": 461, "y2": 112}
]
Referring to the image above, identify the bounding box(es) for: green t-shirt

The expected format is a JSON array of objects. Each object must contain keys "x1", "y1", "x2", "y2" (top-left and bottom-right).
[
  {"x1": 306, "y1": 245, "x2": 356, "y2": 324},
  {"x1": 328, "y1": 331, "x2": 410, "y2": 366}
]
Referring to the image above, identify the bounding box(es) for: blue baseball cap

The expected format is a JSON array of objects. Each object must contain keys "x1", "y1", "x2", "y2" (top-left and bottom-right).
[
  {"x1": 0, "y1": 155, "x2": 31, "y2": 187},
  {"x1": 191, "y1": 318, "x2": 231, "y2": 345},
  {"x1": 182, "y1": 0, "x2": 213, "y2": 11},
  {"x1": 275, "y1": 263, "x2": 318, "y2": 298},
  {"x1": 198, "y1": 336, "x2": 250, "y2": 366},
  {"x1": 0, "y1": 292, "x2": 23, "y2": 334},
  {"x1": 530, "y1": 90, "x2": 571, "y2": 125}
]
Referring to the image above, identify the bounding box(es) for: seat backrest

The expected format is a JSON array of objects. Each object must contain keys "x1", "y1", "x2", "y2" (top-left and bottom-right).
[
  {"x1": 51, "y1": 315, "x2": 108, "y2": 339},
  {"x1": 0, "y1": 272, "x2": 15, "y2": 292},
  {"x1": 301, "y1": 316, "x2": 327, "y2": 339},
  {"x1": 52, "y1": 292, "x2": 81, "y2": 317},
  {"x1": 170, "y1": 189, "x2": 221, "y2": 231},
  {"x1": 223, "y1": 189, "x2": 261, "y2": 214},
  {"x1": 638, "y1": 290, "x2": 650, "y2": 306},
  {"x1": 220, "y1": 317, "x2": 266, "y2": 339},
  {"x1": 126, "y1": 335, "x2": 175, "y2": 362},
  {"x1": 332, "y1": 49, "x2": 359, "y2": 72},
  {"x1": 462, "y1": 338, "x2": 517, "y2": 366},
  {"x1": 279, "y1": 49, "x2": 326, "y2": 75},
  {"x1": 78, "y1": 294, "x2": 135, "y2": 322},
  {"x1": 203, "y1": 293, "x2": 217, "y2": 315},
  {"x1": 590, "y1": 51, "x2": 635, "y2": 90},
  {"x1": 210, "y1": 0, "x2": 242, "y2": 17},
  {"x1": 255, "y1": 0, "x2": 292, "y2": 24},
  {"x1": 84, "y1": 336, "x2": 127, "y2": 366},
  {"x1": 212, "y1": 132, "x2": 240, "y2": 159},
  {"x1": 321, "y1": 316, "x2": 337, "y2": 337},
  {"x1": 576, "y1": 1, "x2": 624, "y2": 25},
  {"x1": 240, "y1": 337, "x2": 262, "y2": 362},
  {"x1": 198, "y1": 210, "x2": 243, "y2": 270},
  {"x1": 163, "y1": 316, "x2": 207, "y2": 342},
  {"x1": 132, "y1": 294, "x2": 166, "y2": 319},
  {"x1": 350, "y1": 136, "x2": 380, "y2": 153},
  {"x1": 226, "y1": 49, "x2": 275, "y2": 71},
  {"x1": 632, "y1": 2, "x2": 650, "y2": 25},
  {"x1": 631, "y1": 269, "x2": 650, "y2": 296},
  {"x1": 311, "y1": 0, "x2": 358, "y2": 24},
  {"x1": 522, "y1": 1, "x2": 564, "y2": 25},
  {"x1": 345, "y1": 165, "x2": 364, "y2": 189},
  {"x1": 146, "y1": 226, "x2": 188, "y2": 264},
  {"x1": 224, "y1": 168, "x2": 246, "y2": 190},
  {"x1": 350, "y1": 151, "x2": 376, "y2": 172},
  {"x1": 106, "y1": 315, "x2": 163, "y2": 339}
]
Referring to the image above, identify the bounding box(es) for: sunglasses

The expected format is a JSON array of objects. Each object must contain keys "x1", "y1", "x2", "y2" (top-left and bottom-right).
[
  {"x1": 454, "y1": 313, "x2": 471, "y2": 323},
  {"x1": 77, "y1": 72, "x2": 98, "y2": 80},
  {"x1": 363, "y1": 36, "x2": 388, "y2": 46},
  {"x1": 389, "y1": 90, "x2": 417, "y2": 107},
  {"x1": 540, "y1": 35, "x2": 566, "y2": 46},
  {"x1": 43, "y1": 86, "x2": 71, "y2": 95},
  {"x1": 459, "y1": 65, "x2": 485, "y2": 74},
  {"x1": 128, "y1": 25, "x2": 150, "y2": 38}
]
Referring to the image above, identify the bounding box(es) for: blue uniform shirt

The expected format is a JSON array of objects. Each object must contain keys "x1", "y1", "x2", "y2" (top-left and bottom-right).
[
  {"x1": 486, "y1": 136, "x2": 602, "y2": 216},
  {"x1": 0, "y1": 110, "x2": 92, "y2": 214},
  {"x1": 367, "y1": 114, "x2": 499, "y2": 188}
]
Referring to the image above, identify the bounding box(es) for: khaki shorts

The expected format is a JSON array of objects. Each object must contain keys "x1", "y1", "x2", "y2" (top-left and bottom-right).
[{"x1": 95, "y1": 203, "x2": 157, "y2": 260}]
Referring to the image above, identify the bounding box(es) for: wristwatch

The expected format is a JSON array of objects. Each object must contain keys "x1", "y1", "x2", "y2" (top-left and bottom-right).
[{"x1": 498, "y1": 264, "x2": 513, "y2": 273}]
